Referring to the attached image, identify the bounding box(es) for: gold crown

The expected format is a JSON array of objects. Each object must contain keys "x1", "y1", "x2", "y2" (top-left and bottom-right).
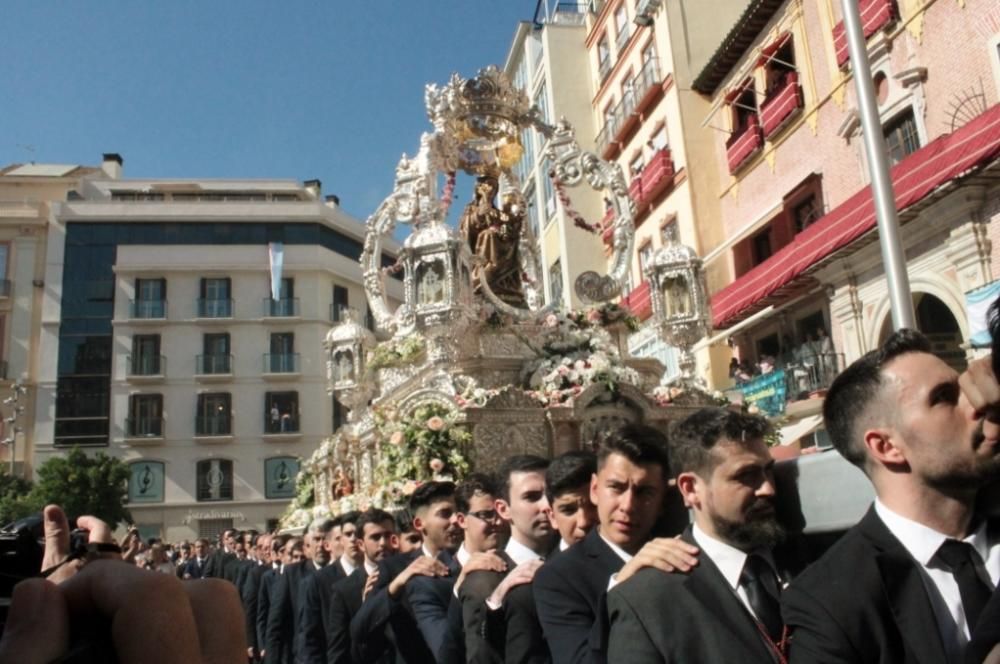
[{"x1": 426, "y1": 66, "x2": 531, "y2": 141}]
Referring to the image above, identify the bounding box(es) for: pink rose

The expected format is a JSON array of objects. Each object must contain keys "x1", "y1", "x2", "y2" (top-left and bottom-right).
[
  {"x1": 586, "y1": 309, "x2": 602, "y2": 323},
  {"x1": 544, "y1": 313, "x2": 559, "y2": 328},
  {"x1": 429, "y1": 458, "x2": 445, "y2": 473},
  {"x1": 426, "y1": 416, "x2": 446, "y2": 431},
  {"x1": 389, "y1": 431, "x2": 405, "y2": 446},
  {"x1": 402, "y1": 480, "x2": 420, "y2": 496}
]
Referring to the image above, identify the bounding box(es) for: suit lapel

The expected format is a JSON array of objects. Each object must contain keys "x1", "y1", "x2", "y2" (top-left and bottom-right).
[
  {"x1": 680, "y1": 529, "x2": 778, "y2": 663},
  {"x1": 860, "y1": 508, "x2": 948, "y2": 664}
]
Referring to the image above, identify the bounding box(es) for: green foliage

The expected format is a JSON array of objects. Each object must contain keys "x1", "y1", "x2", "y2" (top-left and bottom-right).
[
  {"x1": 30, "y1": 448, "x2": 132, "y2": 527},
  {"x1": 367, "y1": 334, "x2": 425, "y2": 372},
  {"x1": 0, "y1": 471, "x2": 36, "y2": 525},
  {"x1": 374, "y1": 403, "x2": 472, "y2": 486}
]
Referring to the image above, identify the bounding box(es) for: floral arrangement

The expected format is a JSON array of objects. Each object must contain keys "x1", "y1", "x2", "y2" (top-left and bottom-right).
[
  {"x1": 454, "y1": 383, "x2": 501, "y2": 408},
  {"x1": 523, "y1": 307, "x2": 641, "y2": 406},
  {"x1": 367, "y1": 334, "x2": 425, "y2": 372},
  {"x1": 651, "y1": 385, "x2": 729, "y2": 407},
  {"x1": 371, "y1": 403, "x2": 472, "y2": 508}
]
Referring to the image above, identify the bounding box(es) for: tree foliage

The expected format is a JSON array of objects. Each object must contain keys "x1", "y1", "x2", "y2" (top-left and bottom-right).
[
  {"x1": 0, "y1": 470, "x2": 35, "y2": 526},
  {"x1": 29, "y1": 448, "x2": 132, "y2": 527}
]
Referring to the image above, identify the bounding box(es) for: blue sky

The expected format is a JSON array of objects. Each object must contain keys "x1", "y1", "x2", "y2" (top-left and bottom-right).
[{"x1": 3, "y1": 2, "x2": 538, "y2": 221}]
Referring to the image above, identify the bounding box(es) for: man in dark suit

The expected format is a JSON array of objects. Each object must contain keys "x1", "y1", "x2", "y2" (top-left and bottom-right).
[
  {"x1": 258, "y1": 535, "x2": 297, "y2": 664},
  {"x1": 350, "y1": 481, "x2": 460, "y2": 664},
  {"x1": 325, "y1": 509, "x2": 399, "y2": 664},
  {"x1": 608, "y1": 407, "x2": 790, "y2": 662},
  {"x1": 203, "y1": 528, "x2": 238, "y2": 579},
  {"x1": 181, "y1": 538, "x2": 210, "y2": 579},
  {"x1": 266, "y1": 520, "x2": 332, "y2": 664},
  {"x1": 241, "y1": 533, "x2": 271, "y2": 663},
  {"x1": 301, "y1": 512, "x2": 364, "y2": 662},
  {"x1": 782, "y1": 329, "x2": 1000, "y2": 663},
  {"x1": 460, "y1": 458, "x2": 555, "y2": 664},
  {"x1": 533, "y1": 424, "x2": 698, "y2": 664}
]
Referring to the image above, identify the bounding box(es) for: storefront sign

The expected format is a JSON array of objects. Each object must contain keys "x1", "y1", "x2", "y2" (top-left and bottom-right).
[{"x1": 182, "y1": 510, "x2": 246, "y2": 525}]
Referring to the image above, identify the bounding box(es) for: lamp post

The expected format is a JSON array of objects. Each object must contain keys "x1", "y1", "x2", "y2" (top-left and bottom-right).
[{"x1": 3, "y1": 380, "x2": 27, "y2": 476}]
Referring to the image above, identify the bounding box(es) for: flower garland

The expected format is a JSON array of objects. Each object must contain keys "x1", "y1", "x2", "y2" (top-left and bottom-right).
[
  {"x1": 368, "y1": 334, "x2": 425, "y2": 371},
  {"x1": 370, "y1": 403, "x2": 472, "y2": 509},
  {"x1": 524, "y1": 307, "x2": 641, "y2": 406}
]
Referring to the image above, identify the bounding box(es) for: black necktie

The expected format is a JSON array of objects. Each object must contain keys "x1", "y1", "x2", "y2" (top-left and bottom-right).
[
  {"x1": 741, "y1": 553, "x2": 783, "y2": 642},
  {"x1": 935, "y1": 539, "x2": 993, "y2": 629}
]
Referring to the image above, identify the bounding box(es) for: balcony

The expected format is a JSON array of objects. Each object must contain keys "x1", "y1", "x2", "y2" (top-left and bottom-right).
[
  {"x1": 639, "y1": 149, "x2": 675, "y2": 202},
  {"x1": 621, "y1": 280, "x2": 652, "y2": 321},
  {"x1": 0, "y1": 280, "x2": 11, "y2": 298},
  {"x1": 195, "y1": 415, "x2": 232, "y2": 438},
  {"x1": 832, "y1": 0, "x2": 897, "y2": 68},
  {"x1": 731, "y1": 352, "x2": 846, "y2": 416},
  {"x1": 760, "y1": 72, "x2": 802, "y2": 138},
  {"x1": 125, "y1": 417, "x2": 163, "y2": 440},
  {"x1": 726, "y1": 115, "x2": 763, "y2": 173},
  {"x1": 632, "y1": 57, "x2": 664, "y2": 118},
  {"x1": 196, "y1": 298, "x2": 234, "y2": 319},
  {"x1": 126, "y1": 354, "x2": 165, "y2": 380},
  {"x1": 264, "y1": 414, "x2": 300, "y2": 436},
  {"x1": 129, "y1": 299, "x2": 167, "y2": 320},
  {"x1": 598, "y1": 56, "x2": 612, "y2": 84},
  {"x1": 263, "y1": 353, "x2": 300, "y2": 376},
  {"x1": 263, "y1": 297, "x2": 299, "y2": 318},
  {"x1": 195, "y1": 354, "x2": 233, "y2": 379},
  {"x1": 615, "y1": 25, "x2": 631, "y2": 54}
]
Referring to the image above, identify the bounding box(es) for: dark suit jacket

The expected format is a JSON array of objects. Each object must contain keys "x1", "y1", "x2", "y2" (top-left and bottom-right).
[
  {"x1": 327, "y1": 567, "x2": 369, "y2": 664},
  {"x1": 181, "y1": 557, "x2": 207, "y2": 579},
  {"x1": 301, "y1": 560, "x2": 351, "y2": 663},
  {"x1": 405, "y1": 549, "x2": 464, "y2": 663},
  {"x1": 265, "y1": 560, "x2": 317, "y2": 664},
  {"x1": 257, "y1": 568, "x2": 279, "y2": 660},
  {"x1": 204, "y1": 549, "x2": 235, "y2": 579},
  {"x1": 241, "y1": 561, "x2": 268, "y2": 653},
  {"x1": 533, "y1": 530, "x2": 624, "y2": 664},
  {"x1": 607, "y1": 527, "x2": 781, "y2": 663},
  {"x1": 783, "y1": 506, "x2": 961, "y2": 664},
  {"x1": 350, "y1": 550, "x2": 437, "y2": 664},
  {"x1": 459, "y1": 551, "x2": 515, "y2": 664},
  {"x1": 968, "y1": 586, "x2": 1000, "y2": 664},
  {"x1": 501, "y1": 582, "x2": 549, "y2": 664}
]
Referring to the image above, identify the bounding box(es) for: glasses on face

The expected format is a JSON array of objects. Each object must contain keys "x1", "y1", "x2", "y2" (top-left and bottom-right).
[{"x1": 467, "y1": 509, "x2": 500, "y2": 523}]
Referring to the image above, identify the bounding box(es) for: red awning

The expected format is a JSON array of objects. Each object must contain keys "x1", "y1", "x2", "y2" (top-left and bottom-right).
[
  {"x1": 711, "y1": 103, "x2": 1000, "y2": 329},
  {"x1": 756, "y1": 32, "x2": 792, "y2": 68},
  {"x1": 724, "y1": 78, "x2": 755, "y2": 105}
]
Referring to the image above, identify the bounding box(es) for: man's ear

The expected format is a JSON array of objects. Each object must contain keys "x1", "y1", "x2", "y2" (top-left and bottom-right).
[
  {"x1": 675, "y1": 472, "x2": 700, "y2": 509},
  {"x1": 456, "y1": 512, "x2": 468, "y2": 529},
  {"x1": 864, "y1": 427, "x2": 907, "y2": 467},
  {"x1": 412, "y1": 515, "x2": 425, "y2": 535},
  {"x1": 495, "y1": 498, "x2": 512, "y2": 522}
]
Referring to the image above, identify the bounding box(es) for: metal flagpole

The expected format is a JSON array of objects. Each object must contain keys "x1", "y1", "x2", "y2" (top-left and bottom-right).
[{"x1": 840, "y1": 0, "x2": 916, "y2": 331}]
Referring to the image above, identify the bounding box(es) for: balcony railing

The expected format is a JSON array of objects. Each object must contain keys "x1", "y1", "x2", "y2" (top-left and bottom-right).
[
  {"x1": 263, "y1": 297, "x2": 299, "y2": 317},
  {"x1": 726, "y1": 115, "x2": 763, "y2": 173},
  {"x1": 196, "y1": 354, "x2": 232, "y2": 375},
  {"x1": 125, "y1": 417, "x2": 163, "y2": 438},
  {"x1": 126, "y1": 354, "x2": 165, "y2": 377},
  {"x1": 263, "y1": 353, "x2": 300, "y2": 374},
  {"x1": 760, "y1": 72, "x2": 802, "y2": 138},
  {"x1": 632, "y1": 57, "x2": 663, "y2": 117},
  {"x1": 195, "y1": 415, "x2": 232, "y2": 437},
  {"x1": 732, "y1": 352, "x2": 846, "y2": 415},
  {"x1": 264, "y1": 414, "x2": 300, "y2": 434},
  {"x1": 615, "y1": 25, "x2": 631, "y2": 53},
  {"x1": 621, "y1": 280, "x2": 652, "y2": 321},
  {"x1": 196, "y1": 298, "x2": 234, "y2": 318},
  {"x1": 130, "y1": 299, "x2": 167, "y2": 319},
  {"x1": 832, "y1": 0, "x2": 896, "y2": 68}
]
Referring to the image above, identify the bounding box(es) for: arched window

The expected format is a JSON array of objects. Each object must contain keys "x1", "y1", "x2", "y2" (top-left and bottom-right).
[{"x1": 196, "y1": 459, "x2": 233, "y2": 502}]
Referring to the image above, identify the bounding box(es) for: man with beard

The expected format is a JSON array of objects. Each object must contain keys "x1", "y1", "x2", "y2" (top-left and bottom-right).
[
  {"x1": 608, "y1": 408, "x2": 789, "y2": 662},
  {"x1": 782, "y1": 329, "x2": 1000, "y2": 664},
  {"x1": 459, "y1": 458, "x2": 554, "y2": 663}
]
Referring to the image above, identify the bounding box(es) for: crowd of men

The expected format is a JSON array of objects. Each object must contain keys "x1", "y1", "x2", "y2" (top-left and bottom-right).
[
  {"x1": 168, "y1": 329, "x2": 1000, "y2": 664},
  {"x1": 3, "y1": 324, "x2": 999, "y2": 664}
]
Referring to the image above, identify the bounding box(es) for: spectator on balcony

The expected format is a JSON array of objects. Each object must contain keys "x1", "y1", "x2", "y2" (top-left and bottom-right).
[
  {"x1": 779, "y1": 335, "x2": 797, "y2": 369},
  {"x1": 270, "y1": 404, "x2": 280, "y2": 431},
  {"x1": 814, "y1": 327, "x2": 836, "y2": 383}
]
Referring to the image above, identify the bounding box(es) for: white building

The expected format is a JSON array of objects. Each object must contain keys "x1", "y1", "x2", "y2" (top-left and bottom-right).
[{"x1": 33, "y1": 155, "x2": 400, "y2": 541}]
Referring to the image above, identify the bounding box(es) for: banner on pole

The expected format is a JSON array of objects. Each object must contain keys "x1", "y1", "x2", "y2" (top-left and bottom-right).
[
  {"x1": 268, "y1": 242, "x2": 284, "y2": 301},
  {"x1": 965, "y1": 280, "x2": 1000, "y2": 348}
]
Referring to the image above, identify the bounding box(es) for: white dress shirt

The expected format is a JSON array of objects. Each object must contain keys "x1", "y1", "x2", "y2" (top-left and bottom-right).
[
  {"x1": 691, "y1": 523, "x2": 778, "y2": 621},
  {"x1": 505, "y1": 536, "x2": 545, "y2": 565},
  {"x1": 339, "y1": 553, "x2": 357, "y2": 577},
  {"x1": 456, "y1": 543, "x2": 471, "y2": 568},
  {"x1": 601, "y1": 531, "x2": 634, "y2": 591},
  {"x1": 559, "y1": 539, "x2": 570, "y2": 552},
  {"x1": 364, "y1": 558, "x2": 378, "y2": 576},
  {"x1": 875, "y1": 499, "x2": 1000, "y2": 663}
]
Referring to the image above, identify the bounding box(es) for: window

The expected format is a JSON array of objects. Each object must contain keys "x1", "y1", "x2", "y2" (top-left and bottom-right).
[
  {"x1": 629, "y1": 154, "x2": 645, "y2": 179},
  {"x1": 196, "y1": 393, "x2": 231, "y2": 436},
  {"x1": 130, "y1": 335, "x2": 162, "y2": 376},
  {"x1": 268, "y1": 332, "x2": 297, "y2": 373},
  {"x1": 196, "y1": 459, "x2": 233, "y2": 502},
  {"x1": 762, "y1": 35, "x2": 796, "y2": 98},
  {"x1": 598, "y1": 35, "x2": 612, "y2": 81},
  {"x1": 641, "y1": 41, "x2": 657, "y2": 65},
  {"x1": 198, "y1": 277, "x2": 232, "y2": 318},
  {"x1": 614, "y1": 3, "x2": 630, "y2": 52},
  {"x1": 200, "y1": 333, "x2": 231, "y2": 374},
  {"x1": 542, "y1": 159, "x2": 556, "y2": 221},
  {"x1": 265, "y1": 456, "x2": 300, "y2": 499},
  {"x1": 752, "y1": 227, "x2": 773, "y2": 264},
  {"x1": 0, "y1": 244, "x2": 9, "y2": 296},
  {"x1": 127, "y1": 394, "x2": 163, "y2": 437},
  {"x1": 883, "y1": 109, "x2": 920, "y2": 165},
  {"x1": 198, "y1": 517, "x2": 233, "y2": 540},
  {"x1": 650, "y1": 125, "x2": 668, "y2": 151},
  {"x1": 332, "y1": 285, "x2": 349, "y2": 322},
  {"x1": 638, "y1": 242, "x2": 655, "y2": 276},
  {"x1": 661, "y1": 219, "x2": 678, "y2": 245},
  {"x1": 268, "y1": 277, "x2": 296, "y2": 316},
  {"x1": 133, "y1": 278, "x2": 166, "y2": 318},
  {"x1": 731, "y1": 84, "x2": 759, "y2": 134},
  {"x1": 549, "y1": 260, "x2": 564, "y2": 307},
  {"x1": 535, "y1": 82, "x2": 550, "y2": 126},
  {"x1": 265, "y1": 391, "x2": 299, "y2": 434},
  {"x1": 793, "y1": 195, "x2": 821, "y2": 233},
  {"x1": 518, "y1": 127, "x2": 535, "y2": 184},
  {"x1": 128, "y1": 461, "x2": 165, "y2": 503},
  {"x1": 524, "y1": 185, "x2": 540, "y2": 239}
]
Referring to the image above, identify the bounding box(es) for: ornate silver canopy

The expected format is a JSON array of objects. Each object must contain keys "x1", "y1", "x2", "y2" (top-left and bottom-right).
[{"x1": 324, "y1": 308, "x2": 376, "y2": 419}]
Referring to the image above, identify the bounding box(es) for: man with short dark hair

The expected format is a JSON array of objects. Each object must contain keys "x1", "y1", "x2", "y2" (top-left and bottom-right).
[
  {"x1": 783, "y1": 329, "x2": 1000, "y2": 663},
  {"x1": 204, "y1": 528, "x2": 238, "y2": 579},
  {"x1": 395, "y1": 508, "x2": 424, "y2": 554},
  {"x1": 241, "y1": 532, "x2": 271, "y2": 663},
  {"x1": 534, "y1": 424, "x2": 698, "y2": 664},
  {"x1": 182, "y1": 538, "x2": 210, "y2": 579},
  {"x1": 608, "y1": 407, "x2": 789, "y2": 662},
  {"x1": 257, "y1": 534, "x2": 291, "y2": 662},
  {"x1": 350, "y1": 482, "x2": 458, "y2": 663},
  {"x1": 546, "y1": 450, "x2": 598, "y2": 550}
]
